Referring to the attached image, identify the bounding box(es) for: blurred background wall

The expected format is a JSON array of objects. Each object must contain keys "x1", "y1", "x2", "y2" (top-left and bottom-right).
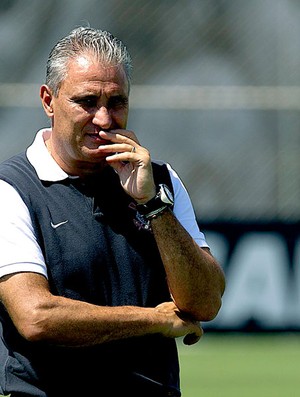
[{"x1": 1, "y1": 0, "x2": 299, "y2": 331}]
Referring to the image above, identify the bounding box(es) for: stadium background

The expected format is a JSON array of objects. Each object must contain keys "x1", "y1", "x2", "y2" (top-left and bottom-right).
[{"x1": 1, "y1": 0, "x2": 300, "y2": 334}]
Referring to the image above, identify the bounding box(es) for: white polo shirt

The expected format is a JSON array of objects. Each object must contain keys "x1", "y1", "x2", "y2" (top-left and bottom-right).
[{"x1": 0, "y1": 128, "x2": 208, "y2": 279}]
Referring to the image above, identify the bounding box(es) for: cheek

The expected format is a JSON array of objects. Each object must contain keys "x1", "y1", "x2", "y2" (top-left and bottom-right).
[
  {"x1": 115, "y1": 109, "x2": 128, "y2": 128},
  {"x1": 54, "y1": 105, "x2": 88, "y2": 130}
]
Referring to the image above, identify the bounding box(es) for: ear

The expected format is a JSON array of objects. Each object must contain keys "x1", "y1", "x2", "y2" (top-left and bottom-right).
[{"x1": 40, "y1": 85, "x2": 54, "y2": 117}]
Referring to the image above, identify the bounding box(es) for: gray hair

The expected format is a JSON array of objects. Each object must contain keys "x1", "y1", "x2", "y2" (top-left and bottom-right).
[{"x1": 46, "y1": 27, "x2": 133, "y2": 96}]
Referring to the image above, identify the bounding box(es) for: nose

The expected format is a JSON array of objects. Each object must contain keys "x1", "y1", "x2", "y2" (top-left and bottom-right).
[{"x1": 92, "y1": 106, "x2": 112, "y2": 130}]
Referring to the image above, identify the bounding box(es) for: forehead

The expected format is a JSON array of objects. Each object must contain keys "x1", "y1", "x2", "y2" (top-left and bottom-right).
[{"x1": 61, "y1": 54, "x2": 129, "y2": 95}]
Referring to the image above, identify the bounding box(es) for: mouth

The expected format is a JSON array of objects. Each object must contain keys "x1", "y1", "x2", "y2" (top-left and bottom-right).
[{"x1": 86, "y1": 132, "x2": 109, "y2": 146}]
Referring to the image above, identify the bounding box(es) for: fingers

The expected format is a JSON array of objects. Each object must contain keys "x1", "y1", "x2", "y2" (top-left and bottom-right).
[
  {"x1": 183, "y1": 326, "x2": 203, "y2": 346},
  {"x1": 180, "y1": 313, "x2": 203, "y2": 345},
  {"x1": 183, "y1": 333, "x2": 200, "y2": 346},
  {"x1": 100, "y1": 143, "x2": 138, "y2": 161},
  {"x1": 99, "y1": 129, "x2": 140, "y2": 146},
  {"x1": 155, "y1": 301, "x2": 178, "y2": 312},
  {"x1": 96, "y1": 129, "x2": 155, "y2": 203},
  {"x1": 97, "y1": 130, "x2": 144, "y2": 164},
  {"x1": 155, "y1": 301, "x2": 203, "y2": 345}
]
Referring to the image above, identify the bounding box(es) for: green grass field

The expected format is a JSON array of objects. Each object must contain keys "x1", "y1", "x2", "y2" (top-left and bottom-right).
[
  {"x1": 178, "y1": 332, "x2": 300, "y2": 397},
  {"x1": 1, "y1": 333, "x2": 299, "y2": 397}
]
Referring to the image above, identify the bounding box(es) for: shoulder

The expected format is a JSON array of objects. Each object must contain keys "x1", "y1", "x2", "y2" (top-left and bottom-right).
[{"x1": 0, "y1": 152, "x2": 32, "y2": 179}]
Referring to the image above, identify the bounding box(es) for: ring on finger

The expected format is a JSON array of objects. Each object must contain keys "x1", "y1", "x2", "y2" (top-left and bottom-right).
[{"x1": 131, "y1": 146, "x2": 136, "y2": 153}]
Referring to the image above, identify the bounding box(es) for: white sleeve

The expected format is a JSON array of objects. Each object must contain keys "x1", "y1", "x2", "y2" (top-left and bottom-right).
[
  {"x1": 0, "y1": 180, "x2": 48, "y2": 279},
  {"x1": 166, "y1": 163, "x2": 209, "y2": 248}
]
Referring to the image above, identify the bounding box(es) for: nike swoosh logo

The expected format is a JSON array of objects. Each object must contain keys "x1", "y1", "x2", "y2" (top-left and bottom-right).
[{"x1": 51, "y1": 220, "x2": 69, "y2": 229}]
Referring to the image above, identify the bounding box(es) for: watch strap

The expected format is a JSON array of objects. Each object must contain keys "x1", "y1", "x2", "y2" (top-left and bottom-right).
[{"x1": 136, "y1": 184, "x2": 173, "y2": 216}]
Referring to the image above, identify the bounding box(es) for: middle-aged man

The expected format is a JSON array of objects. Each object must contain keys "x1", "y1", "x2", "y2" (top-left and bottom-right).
[{"x1": 0, "y1": 27, "x2": 225, "y2": 397}]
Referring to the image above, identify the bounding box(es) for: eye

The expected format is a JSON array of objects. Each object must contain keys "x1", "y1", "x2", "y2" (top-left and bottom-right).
[
  {"x1": 108, "y1": 95, "x2": 128, "y2": 109},
  {"x1": 75, "y1": 96, "x2": 98, "y2": 108}
]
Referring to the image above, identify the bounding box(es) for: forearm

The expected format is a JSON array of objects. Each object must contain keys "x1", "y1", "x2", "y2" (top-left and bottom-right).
[
  {"x1": 25, "y1": 298, "x2": 161, "y2": 346},
  {"x1": 151, "y1": 208, "x2": 225, "y2": 321},
  {"x1": 0, "y1": 273, "x2": 203, "y2": 347}
]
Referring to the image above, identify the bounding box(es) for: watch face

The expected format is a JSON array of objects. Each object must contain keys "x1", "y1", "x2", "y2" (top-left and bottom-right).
[{"x1": 160, "y1": 184, "x2": 174, "y2": 205}]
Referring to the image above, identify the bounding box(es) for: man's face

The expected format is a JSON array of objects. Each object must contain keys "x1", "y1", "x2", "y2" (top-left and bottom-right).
[{"x1": 42, "y1": 54, "x2": 130, "y2": 174}]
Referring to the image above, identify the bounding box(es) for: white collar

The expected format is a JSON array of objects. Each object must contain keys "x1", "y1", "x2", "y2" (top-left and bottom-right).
[{"x1": 26, "y1": 128, "x2": 69, "y2": 182}]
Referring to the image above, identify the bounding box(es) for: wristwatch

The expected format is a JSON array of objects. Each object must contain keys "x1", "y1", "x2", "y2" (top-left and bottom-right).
[{"x1": 136, "y1": 183, "x2": 174, "y2": 219}]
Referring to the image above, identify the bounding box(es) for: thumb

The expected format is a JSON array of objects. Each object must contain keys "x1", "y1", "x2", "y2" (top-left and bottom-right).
[
  {"x1": 183, "y1": 323, "x2": 203, "y2": 345},
  {"x1": 183, "y1": 332, "x2": 203, "y2": 345}
]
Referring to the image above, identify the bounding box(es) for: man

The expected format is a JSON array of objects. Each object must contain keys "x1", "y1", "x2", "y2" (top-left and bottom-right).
[{"x1": 0, "y1": 27, "x2": 225, "y2": 397}]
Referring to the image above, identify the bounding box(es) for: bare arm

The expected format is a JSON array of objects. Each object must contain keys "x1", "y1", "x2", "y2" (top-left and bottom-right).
[
  {"x1": 99, "y1": 129, "x2": 225, "y2": 321},
  {"x1": 151, "y1": 209, "x2": 225, "y2": 321},
  {"x1": 0, "y1": 272, "x2": 202, "y2": 347}
]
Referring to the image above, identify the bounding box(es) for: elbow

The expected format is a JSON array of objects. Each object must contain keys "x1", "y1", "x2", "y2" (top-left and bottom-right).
[
  {"x1": 181, "y1": 293, "x2": 223, "y2": 322},
  {"x1": 18, "y1": 324, "x2": 46, "y2": 344},
  {"x1": 199, "y1": 295, "x2": 223, "y2": 322},
  {"x1": 182, "y1": 279, "x2": 225, "y2": 321},
  {"x1": 19, "y1": 327, "x2": 44, "y2": 343},
  {"x1": 15, "y1": 307, "x2": 51, "y2": 343},
  {"x1": 198, "y1": 269, "x2": 226, "y2": 321}
]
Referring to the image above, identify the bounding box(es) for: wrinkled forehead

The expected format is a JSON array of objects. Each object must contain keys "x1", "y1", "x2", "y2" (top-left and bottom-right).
[{"x1": 63, "y1": 54, "x2": 129, "y2": 94}]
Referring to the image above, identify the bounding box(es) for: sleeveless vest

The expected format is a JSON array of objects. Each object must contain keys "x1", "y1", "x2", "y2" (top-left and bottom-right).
[{"x1": 0, "y1": 153, "x2": 181, "y2": 396}]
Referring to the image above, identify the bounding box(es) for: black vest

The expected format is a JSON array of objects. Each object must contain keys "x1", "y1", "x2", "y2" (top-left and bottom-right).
[{"x1": 0, "y1": 153, "x2": 181, "y2": 396}]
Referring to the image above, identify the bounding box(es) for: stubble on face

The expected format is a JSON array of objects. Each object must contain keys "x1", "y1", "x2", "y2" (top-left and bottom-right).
[{"x1": 47, "y1": 54, "x2": 129, "y2": 176}]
